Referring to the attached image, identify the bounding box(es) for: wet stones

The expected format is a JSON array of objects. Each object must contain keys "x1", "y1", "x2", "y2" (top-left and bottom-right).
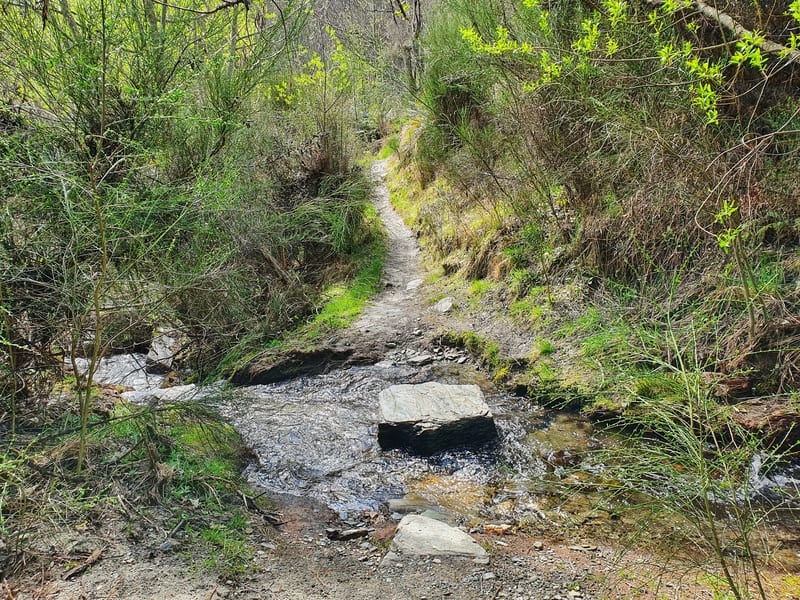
[{"x1": 377, "y1": 382, "x2": 497, "y2": 455}]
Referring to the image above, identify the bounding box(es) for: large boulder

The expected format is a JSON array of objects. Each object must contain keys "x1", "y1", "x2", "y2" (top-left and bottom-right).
[
  {"x1": 390, "y1": 514, "x2": 487, "y2": 559},
  {"x1": 377, "y1": 382, "x2": 497, "y2": 455}
]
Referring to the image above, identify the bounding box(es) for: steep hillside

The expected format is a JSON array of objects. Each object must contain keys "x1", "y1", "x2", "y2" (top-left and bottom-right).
[{"x1": 380, "y1": 0, "x2": 800, "y2": 435}]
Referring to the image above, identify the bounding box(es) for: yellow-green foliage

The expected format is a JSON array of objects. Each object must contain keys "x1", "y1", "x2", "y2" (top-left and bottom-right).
[{"x1": 468, "y1": 279, "x2": 492, "y2": 300}]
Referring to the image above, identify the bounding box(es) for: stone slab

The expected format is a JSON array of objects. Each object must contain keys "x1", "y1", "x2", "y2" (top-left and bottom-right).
[
  {"x1": 391, "y1": 514, "x2": 487, "y2": 559},
  {"x1": 378, "y1": 382, "x2": 497, "y2": 455}
]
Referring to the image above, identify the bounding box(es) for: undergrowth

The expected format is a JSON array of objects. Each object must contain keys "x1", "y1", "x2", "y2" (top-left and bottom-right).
[
  {"x1": 301, "y1": 216, "x2": 387, "y2": 340},
  {"x1": 0, "y1": 396, "x2": 270, "y2": 582}
]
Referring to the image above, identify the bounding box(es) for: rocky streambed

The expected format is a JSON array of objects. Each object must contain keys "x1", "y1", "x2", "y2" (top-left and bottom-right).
[{"x1": 217, "y1": 360, "x2": 603, "y2": 523}]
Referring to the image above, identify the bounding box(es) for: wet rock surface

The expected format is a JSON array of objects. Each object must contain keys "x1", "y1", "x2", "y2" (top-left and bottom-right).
[{"x1": 230, "y1": 343, "x2": 385, "y2": 385}]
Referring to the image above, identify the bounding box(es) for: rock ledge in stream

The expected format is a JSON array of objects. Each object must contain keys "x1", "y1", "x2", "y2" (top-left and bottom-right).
[
  {"x1": 230, "y1": 342, "x2": 384, "y2": 385},
  {"x1": 378, "y1": 382, "x2": 497, "y2": 455},
  {"x1": 389, "y1": 514, "x2": 488, "y2": 560}
]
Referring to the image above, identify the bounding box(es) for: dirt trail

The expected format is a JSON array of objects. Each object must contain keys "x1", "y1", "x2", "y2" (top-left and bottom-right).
[
  {"x1": 36, "y1": 162, "x2": 717, "y2": 600},
  {"x1": 350, "y1": 160, "x2": 424, "y2": 344}
]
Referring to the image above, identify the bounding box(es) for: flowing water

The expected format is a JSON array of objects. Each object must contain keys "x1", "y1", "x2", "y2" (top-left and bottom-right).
[
  {"x1": 84, "y1": 352, "x2": 799, "y2": 542},
  {"x1": 216, "y1": 361, "x2": 605, "y2": 521}
]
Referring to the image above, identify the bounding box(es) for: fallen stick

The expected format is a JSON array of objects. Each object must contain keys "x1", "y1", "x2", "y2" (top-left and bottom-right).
[{"x1": 62, "y1": 548, "x2": 102, "y2": 580}]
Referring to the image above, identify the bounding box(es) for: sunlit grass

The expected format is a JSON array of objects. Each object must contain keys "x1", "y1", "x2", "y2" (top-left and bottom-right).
[{"x1": 301, "y1": 236, "x2": 387, "y2": 340}]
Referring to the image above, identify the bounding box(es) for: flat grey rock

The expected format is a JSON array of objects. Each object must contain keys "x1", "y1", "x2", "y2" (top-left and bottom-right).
[
  {"x1": 391, "y1": 515, "x2": 487, "y2": 559},
  {"x1": 407, "y1": 353, "x2": 433, "y2": 366},
  {"x1": 432, "y1": 296, "x2": 455, "y2": 313},
  {"x1": 121, "y1": 381, "x2": 225, "y2": 405},
  {"x1": 378, "y1": 382, "x2": 497, "y2": 454}
]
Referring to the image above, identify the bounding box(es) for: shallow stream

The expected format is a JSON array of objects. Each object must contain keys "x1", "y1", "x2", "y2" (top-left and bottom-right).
[
  {"x1": 216, "y1": 362, "x2": 603, "y2": 522},
  {"x1": 85, "y1": 353, "x2": 799, "y2": 545}
]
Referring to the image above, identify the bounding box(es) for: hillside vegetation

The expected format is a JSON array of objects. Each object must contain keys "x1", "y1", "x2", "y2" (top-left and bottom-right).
[
  {"x1": 1, "y1": 0, "x2": 799, "y2": 597},
  {"x1": 0, "y1": 0, "x2": 389, "y2": 405},
  {"x1": 0, "y1": 0, "x2": 389, "y2": 582},
  {"x1": 387, "y1": 0, "x2": 800, "y2": 419}
]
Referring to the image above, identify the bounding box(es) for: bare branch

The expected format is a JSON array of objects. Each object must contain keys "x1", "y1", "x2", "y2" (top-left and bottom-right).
[
  {"x1": 693, "y1": 0, "x2": 800, "y2": 65},
  {"x1": 649, "y1": 0, "x2": 800, "y2": 65},
  {"x1": 152, "y1": 0, "x2": 250, "y2": 16}
]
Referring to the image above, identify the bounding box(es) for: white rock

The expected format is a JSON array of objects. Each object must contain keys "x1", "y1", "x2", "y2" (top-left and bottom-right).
[
  {"x1": 432, "y1": 297, "x2": 456, "y2": 313},
  {"x1": 145, "y1": 329, "x2": 180, "y2": 374},
  {"x1": 392, "y1": 515, "x2": 488, "y2": 559}
]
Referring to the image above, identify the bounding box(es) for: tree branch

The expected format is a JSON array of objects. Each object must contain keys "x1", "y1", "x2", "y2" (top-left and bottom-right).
[
  {"x1": 152, "y1": 0, "x2": 250, "y2": 16},
  {"x1": 693, "y1": 0, "x2": 800, "y2": 65},
  {"x1": 649, "y1": 0, "x2": 800, "y2": 65}
]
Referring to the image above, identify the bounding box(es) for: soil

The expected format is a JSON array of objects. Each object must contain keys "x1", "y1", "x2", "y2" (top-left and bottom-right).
[{"x1": 9, "y1": 161, "x2": 797, "y2": 600}]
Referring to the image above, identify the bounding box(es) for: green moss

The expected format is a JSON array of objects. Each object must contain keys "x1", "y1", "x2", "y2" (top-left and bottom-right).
[
  {"x1": 441, "y1": 330, "x2": 513, "y2": 382},
  {"x1": 531, "y1": 359, "x2": 558, "y2": 383},
  {"x1": 468, "y1": 278, "x2": 492, "y2": 298},
  {"x1": 583, "y1": 393, "x2": 628, "y2": 415},
  {"x1": 534, "y1": 339, "x2": 556, "y2": 356}
]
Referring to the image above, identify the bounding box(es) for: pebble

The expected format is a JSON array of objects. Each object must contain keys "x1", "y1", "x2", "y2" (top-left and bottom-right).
[
  {"x1": 159, "y1": 539, "x2": 180, "y2": 553},
  {"x1": 482, "y1": 572, "x2": 496, "y2": 581}
]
